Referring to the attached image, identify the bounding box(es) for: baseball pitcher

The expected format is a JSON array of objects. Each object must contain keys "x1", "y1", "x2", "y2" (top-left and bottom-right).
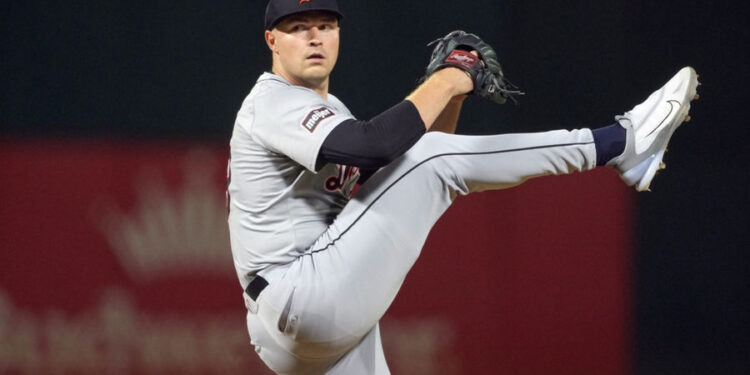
[{"x1": 227, "y1": 1, "x2": 699, "y2": 374}]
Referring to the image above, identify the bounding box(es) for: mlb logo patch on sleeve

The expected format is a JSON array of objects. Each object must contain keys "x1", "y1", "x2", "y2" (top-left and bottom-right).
[{"x1": 301, "y1": 107, "x2": 335, "y2": 133}]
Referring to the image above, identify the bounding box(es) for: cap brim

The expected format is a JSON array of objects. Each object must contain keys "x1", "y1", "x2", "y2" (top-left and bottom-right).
[{"x1": 267, "y1": 9, "x2": 343, "y2": 30}]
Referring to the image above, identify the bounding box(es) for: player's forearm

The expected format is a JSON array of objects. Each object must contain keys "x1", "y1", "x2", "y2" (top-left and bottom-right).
[
  {"x1": 429, "y1": 95, "x2": 466, "y2": 134},
  {"x1": 406, "y1": 68, "x2": 472, "y2": 130},
  {"x1": 316, "y1": 101, "x2": 425, "y2": 170}
]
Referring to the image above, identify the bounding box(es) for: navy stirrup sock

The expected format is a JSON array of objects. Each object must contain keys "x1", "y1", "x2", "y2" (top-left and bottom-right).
[{"x1": 592, "y1": 123, "x2": 627, "y2": 166}]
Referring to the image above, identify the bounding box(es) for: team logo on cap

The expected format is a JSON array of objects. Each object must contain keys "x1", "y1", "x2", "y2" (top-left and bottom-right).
[
  {"x1": 301, "y1": 107, "x2": 335, "y2": 132},
  {"x1": 300, "y1": 0, "x2": 311, "y2": 4}
]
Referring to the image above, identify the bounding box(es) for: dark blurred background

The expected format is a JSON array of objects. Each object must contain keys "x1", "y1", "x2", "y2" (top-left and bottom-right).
[{"x1": 2, "y1": 1, "x2": 748, "y2": 374}]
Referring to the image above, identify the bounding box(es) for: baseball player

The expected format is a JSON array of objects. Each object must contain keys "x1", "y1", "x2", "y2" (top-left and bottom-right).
[{"x1": 227, "y1": 1, "x2": 700, "y2": 374}]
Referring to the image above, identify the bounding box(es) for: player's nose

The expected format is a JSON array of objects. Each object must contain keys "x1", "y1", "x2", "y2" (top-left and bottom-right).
[
  {"x1": 308, "y1": 36, "x2": 322, "y2": 47},
  {"x1": 307, "y1": 26, "x2": 323, "y2": 45}
]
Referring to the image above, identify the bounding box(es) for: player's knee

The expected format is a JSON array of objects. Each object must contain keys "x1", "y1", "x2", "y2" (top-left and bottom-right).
[
  {"x1": 403, "y1": 132, "x2": 464, "y2": 191},
  {"x1": 407, "y1": 132, "x2": 455, "y2": 160}
]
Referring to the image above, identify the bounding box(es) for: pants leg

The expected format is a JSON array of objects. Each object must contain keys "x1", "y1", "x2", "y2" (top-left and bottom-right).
[
  {"x1": 248, "y1": 294, "x2": 388, "y2": 374},
  {"x1": 250, "y1": 129, "x2": 597, "y2": 372},
  {"x1": 325, "y1": 324, "x2": 390, "y2": 375}
]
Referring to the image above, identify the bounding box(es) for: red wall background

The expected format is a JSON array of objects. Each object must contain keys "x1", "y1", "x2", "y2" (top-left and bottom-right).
[{"x1": 0, "y1": 140, "x2": 631, "y2": 374}]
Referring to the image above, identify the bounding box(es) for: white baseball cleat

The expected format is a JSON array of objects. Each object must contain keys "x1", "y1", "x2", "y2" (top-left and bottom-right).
[{"x1": 608, "y1": 66, "x2": 700, "y2": 191}]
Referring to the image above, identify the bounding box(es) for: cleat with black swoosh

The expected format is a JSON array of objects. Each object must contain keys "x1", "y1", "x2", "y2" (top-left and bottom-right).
[{"x1": 607, "y1": 66, "x2": 699, "y2": 191}]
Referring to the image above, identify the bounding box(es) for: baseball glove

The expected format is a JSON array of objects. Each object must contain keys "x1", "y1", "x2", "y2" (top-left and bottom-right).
[{"x1": 422, "y1": 30, "x2": 523, "y2": 104}]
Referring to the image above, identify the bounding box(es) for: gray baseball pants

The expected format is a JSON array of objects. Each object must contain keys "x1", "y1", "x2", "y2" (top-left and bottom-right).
[{"x1": 245, "y1": 129, "x2": 597, "y2": 374}]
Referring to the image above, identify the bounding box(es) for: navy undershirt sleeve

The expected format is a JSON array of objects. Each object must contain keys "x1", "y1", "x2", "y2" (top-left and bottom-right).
[{"x1": 316, "y1": 100, "x2": 426, "y2": 170}]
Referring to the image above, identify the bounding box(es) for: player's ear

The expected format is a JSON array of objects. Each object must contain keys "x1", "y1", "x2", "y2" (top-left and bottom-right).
[{"x1": 265, "y1": 30, "x2": 278, "y2": 54}]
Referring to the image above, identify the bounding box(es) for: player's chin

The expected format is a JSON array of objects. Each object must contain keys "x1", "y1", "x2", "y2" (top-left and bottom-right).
[{"x1": 303, "y1": 66, "x2": 333, "y2": 80}]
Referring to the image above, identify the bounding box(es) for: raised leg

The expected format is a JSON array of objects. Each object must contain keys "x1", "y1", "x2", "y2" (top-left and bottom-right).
[{"x1": 272, "y1": 129, "x2": 596, "y2": 359}]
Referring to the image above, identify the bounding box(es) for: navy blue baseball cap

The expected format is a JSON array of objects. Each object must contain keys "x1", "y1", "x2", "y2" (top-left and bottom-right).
[{"x1": 264, "y1": 0, "x2": 343, "y2": 30}]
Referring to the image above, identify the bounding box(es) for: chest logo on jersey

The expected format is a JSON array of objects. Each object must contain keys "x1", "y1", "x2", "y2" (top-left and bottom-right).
[
  {"x1": 325, "y1": 164, "x2": 361, "y2": 197},
  {"x1": 301, "y1": 107, "x2": 335, "y2": 133}
]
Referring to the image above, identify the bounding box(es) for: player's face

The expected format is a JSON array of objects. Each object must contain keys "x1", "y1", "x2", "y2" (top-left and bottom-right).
[{"x1": 266, "y1": 12, "x2": 340, "y2": 91}]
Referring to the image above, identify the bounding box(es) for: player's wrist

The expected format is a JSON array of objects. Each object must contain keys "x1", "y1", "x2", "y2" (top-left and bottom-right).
[
  {"x1": 432, "y1": 67, "x2": 473, "y2": 96},
  {"x1": 450, "y1": 94, "x2": 468, "y2": 103}
]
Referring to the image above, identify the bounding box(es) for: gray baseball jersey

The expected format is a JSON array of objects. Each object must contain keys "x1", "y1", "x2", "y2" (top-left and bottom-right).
[
  {"x1": 228, "y1": 72, "x2": 361, "y2": 286},
  {"x1": 229, "y1": 72, "x2": 599, "y2": 375}
]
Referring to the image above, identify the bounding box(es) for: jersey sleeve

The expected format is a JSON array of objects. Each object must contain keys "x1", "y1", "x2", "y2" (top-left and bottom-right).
[{"x1": 250, "y1": 86, "x2": 355, "y2": 172}]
